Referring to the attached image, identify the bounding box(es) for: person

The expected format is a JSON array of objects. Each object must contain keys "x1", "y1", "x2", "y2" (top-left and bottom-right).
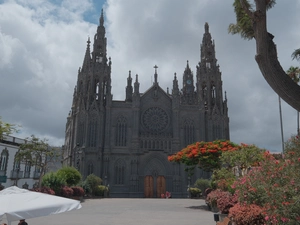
[{"x1": 18, "y1": 219, "x2": 28, "y2": 225}]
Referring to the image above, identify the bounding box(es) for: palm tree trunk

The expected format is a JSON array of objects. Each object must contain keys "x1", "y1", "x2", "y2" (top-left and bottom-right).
[{"x1": 278, "y1": 96, "x2": 284, "y2": 153}]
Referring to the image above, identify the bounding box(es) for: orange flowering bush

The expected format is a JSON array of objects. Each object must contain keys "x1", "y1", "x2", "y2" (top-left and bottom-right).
[{"x1": 168, "y1": 140, "x2": 240, "y2": 171}]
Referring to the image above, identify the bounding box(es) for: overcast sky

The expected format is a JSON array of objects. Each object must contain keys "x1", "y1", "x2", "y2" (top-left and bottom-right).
[{"x1": 1, "y1": 0, "x2": 300, "y2": 152}]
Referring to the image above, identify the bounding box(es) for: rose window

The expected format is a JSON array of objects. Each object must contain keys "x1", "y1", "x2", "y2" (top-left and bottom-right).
[{"x1": 142, "y1": 107, "x2": 169, "y2": 132}]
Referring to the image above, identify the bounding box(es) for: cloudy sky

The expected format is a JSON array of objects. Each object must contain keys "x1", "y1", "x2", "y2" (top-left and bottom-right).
[{"x1": 1, "y1": 0, "x2": 300, "y2": 152}]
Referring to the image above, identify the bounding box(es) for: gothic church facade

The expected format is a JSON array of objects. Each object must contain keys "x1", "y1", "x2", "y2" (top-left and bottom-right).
[{"x1": 63, "y1": 11, "x2": 230, "y2": 198}]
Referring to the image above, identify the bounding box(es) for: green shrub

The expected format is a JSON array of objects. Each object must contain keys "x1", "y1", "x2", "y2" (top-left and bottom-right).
[
  {"x1": 94, "y1": 185, "x2": 108, "y2": 197},
  {"x1": 194, "y1": 179, "x2": 211, "y2": 196},
  {"x1": 56, "y1": 166, "x2": 82, "y2": 186},
  {"x1": 84, "y1": 174, "x2": 102, "y2": 195},
  {"x1": 42, "y1": 172, "x2": 66, "y2": 196},
  {"x1": 188, "y1": 187, "x2": 201, "y2": 198}
]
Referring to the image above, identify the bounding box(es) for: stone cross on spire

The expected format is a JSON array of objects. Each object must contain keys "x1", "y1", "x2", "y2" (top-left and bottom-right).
[{"x1": 154, "y1": 65, "x2": 158, "y2": 84}]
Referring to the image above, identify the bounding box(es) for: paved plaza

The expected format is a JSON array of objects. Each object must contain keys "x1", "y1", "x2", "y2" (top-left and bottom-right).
[{"x1": 18, "y1": 198, "x2": 216, "y2": 225}]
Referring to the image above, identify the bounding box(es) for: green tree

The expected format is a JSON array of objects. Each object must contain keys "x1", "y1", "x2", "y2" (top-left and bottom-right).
[
  {"x1": 0, "y1": 116, "x2": 18, "y2": 139},
  {"x1": 16, "y1": 135, "x2": 61, "y2": 187},
  {"x1": 41, "y1": 172, "x2": 66, "y2": 196},
  {"x1": 84, "y1": 174, "x2": 102, "y2": 196},
  {"x1": 229, "y1": 0, "x2": 300, "y2": 112},
  {"x1": 220, "y1": 144, "x2": 265, "y2": 175},
  {"x1": 286, "y1": 66, "x2": 300, "y2": 134},
  {"x1": 56, "y1": 166, "x2": 82, "y2": 187}
]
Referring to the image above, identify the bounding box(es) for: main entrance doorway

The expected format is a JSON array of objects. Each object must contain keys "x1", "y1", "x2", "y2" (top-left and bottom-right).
[{"x1": 144, "y1": 175, "x2": 166, "y2": 198}]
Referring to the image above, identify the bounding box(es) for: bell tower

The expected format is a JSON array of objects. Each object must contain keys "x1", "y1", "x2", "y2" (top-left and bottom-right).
[
  {"x1": 196, "y1": 22, "x2": 229, "y2": 140},
  {"x1": 181, "y1": 60, "x2": 196, "y2": 105}
]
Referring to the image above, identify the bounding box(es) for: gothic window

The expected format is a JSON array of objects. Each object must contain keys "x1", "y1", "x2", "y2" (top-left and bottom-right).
[
  {"x1": 87, "y1": 162, "x2": 94, "y2": 175},
  {"x1": 211, "y1": 84, "x2": 215, "y2": 97},
  {"x1": 184, "y1": 118, "x2": 195, "y2": 147},
  {"x1": 88, "y1": 121, "x2": 98, "y2": 147},
  {"x1": 95, "y1": 81, "x2": 100, "y2": 100},
  {"x1": 115, "y1": 159, "x2": 125, "y2": 185},
  {"x1": 13, "y1": 152, "x2": 21, "y2": 171},
  {"x1": 78, "y1": 121, "x2": 85, "y2": 146},
  {"x1": 115, "y1": 116, "x2": 127, "y2": 147},
  {"x1": 202, "y1": 85, "x2": 207, "y2": 100},
  {"x1": 0, "y1": 148, "x2": 8, "y2": 172},
  {"x1": 206, "y1": 62, "x2": 211, "y2": 69},
  {"x1": 213, "y1": 124, "x2": 221, "y2": 140},
  {"x1": 24, "y1": 161, "x2": 31, "y2": 178}
]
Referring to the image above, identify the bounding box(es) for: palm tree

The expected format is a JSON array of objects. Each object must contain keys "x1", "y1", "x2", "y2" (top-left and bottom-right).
[
  {"x1": 292, "y1": 48, "x2": 300, "y2": 61},
  {"x1": 286, "y1": 66, "x2": 300, "y2": 134}
]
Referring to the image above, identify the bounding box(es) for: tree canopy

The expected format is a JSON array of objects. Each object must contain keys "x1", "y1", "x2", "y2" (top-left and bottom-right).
[
  {"x1": 16, "y1": 135, "x2": 61, "y2": 187},
  {"x1": 229, "y1": 0, "x2": 300, "y2": 112},
  {"x1": 0, "y1": 117, "x2": 18, "y2": 139}
]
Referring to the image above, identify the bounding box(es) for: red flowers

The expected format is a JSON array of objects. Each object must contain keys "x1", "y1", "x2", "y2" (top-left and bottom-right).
[{"x1": 168, "y1": 140, "x2": 240, "y2": 171}]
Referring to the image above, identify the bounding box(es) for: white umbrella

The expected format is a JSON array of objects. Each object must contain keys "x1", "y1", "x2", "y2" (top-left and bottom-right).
[{"x1": 0, "y1": 186, "x2": 82, "y2": 225}]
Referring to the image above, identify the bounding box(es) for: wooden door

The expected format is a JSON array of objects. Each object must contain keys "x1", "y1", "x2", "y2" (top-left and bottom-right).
[
  {"x1": 156, "y1": 176, "x2": 166, "y2": 198},
  {"x1": 144, "y1": 175, "x2": 153, "y2": 198}
]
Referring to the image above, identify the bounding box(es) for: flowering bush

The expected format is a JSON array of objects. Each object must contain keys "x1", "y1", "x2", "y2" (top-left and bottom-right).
[
  {"x1": 31, "y1": 186, "x2": 55, "y2": 195},
  {"x1": 232, "y1": 148, "x2": 300, "y2": 224},
  {"x1": 216, "y1": 191, "x2": 238, "y2": 214},
  {"x1": 229, "y1": 203, "x2": 265, "y2": 224},
  {"x1": 71, "y1": 186, "x2": 85, "y2": 197},
  {"x1": 206, "y1": 189, "x2": 224, "y2": 210},
  {"x1": 168, "y1": 140, "x2": 240, "y2": 171},
  {"x1": 60, "y1": 186, "x2": 74, "y2": 198}
]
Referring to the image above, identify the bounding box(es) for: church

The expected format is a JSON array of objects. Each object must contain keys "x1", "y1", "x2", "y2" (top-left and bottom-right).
[{"x1": 63, "y1": 10, "x2": 230, "y2": 198}]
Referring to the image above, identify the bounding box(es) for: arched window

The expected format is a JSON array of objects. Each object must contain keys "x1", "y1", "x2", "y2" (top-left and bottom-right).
[
  {"x1": 88, "y1": 121, "x2": 98, "y2": 147},
  {"x1": 87, "y1": 162, "x2": 94, "y2": 175},
  {"x1": 24, "y1": 160, "x2": 31, "y2": 178},
  {"x1": 0, "y1": 148, "x2": 8, "y2": 172},
  {"x1": 115, "y1": 116, "x2": 127, "y2": 147},
  {"x1": 13, "y1": 151, "x2": 21, "y2": 171},
  {"x1": 115, "y1": 159, "x2": 125, "y2": 185},
  {"x1": 184, "y1": 118, "x2": 195, "y2": 147}
]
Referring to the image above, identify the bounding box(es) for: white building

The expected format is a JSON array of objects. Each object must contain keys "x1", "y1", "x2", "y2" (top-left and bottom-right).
[{"x1": 0, "y1": 135, "x2": 62, "y2": 189}]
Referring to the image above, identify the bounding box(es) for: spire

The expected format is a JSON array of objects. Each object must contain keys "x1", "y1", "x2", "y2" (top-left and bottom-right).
[
  {"x1": 172, "y1": 73, "x2": 179, "y2": 95},
  {"x1": 134, "y1": 74, "x2": 140, "y2": 94},
  {"x1": 100, "y1": 9, "x2": 104, "y2": 26},
  {"x1": 205, "y1": 22, "x2": 209, "y2": 33},
  {"x1": 125, "y1": 70, "x2": 133, "y2": 102},
  {"x1": 92, "y1": 9, "x2": 107, "y2": 63},
  {"x1": 154, "y1": 65, "x2": 158, "y2": 84},
  {"x1": 82, "y1": 37, "x2": 91, "y2": 69},
  {"x1": 184, "y1": 60, "x2": 192, "y2": 73}
]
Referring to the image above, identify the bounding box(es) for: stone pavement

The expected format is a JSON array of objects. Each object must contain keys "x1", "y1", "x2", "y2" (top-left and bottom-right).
[{"x1": 14, "y1": 198, "x2": 217, "y2": 225}]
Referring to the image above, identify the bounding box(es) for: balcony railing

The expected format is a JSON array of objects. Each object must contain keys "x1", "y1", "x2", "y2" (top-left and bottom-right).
[
  {"x1": 0, "y1": 170, "x2": 6, "y2": 176},
  {"x1": 33, "y1": 171, "x2": 41, "y2": 179},
  {"x1": 24, "y1": 171, "x2": 30, "y2": 178},
  {"x1": 10, "y1": 170, "x2": 24, "y2": 179}
]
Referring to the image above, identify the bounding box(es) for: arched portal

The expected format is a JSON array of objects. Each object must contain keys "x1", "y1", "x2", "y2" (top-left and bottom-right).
[{"x1": 143, "y1": 157, "x2": 167, "y2": 198}]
